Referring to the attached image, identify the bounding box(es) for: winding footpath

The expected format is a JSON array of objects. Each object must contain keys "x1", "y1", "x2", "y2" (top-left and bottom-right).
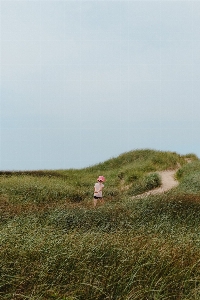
[{"x1": 132, "y1": 169, "x2": 179, "y2": 199}]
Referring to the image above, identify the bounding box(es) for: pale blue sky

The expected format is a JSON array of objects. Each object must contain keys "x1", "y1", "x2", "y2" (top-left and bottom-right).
[{"x1": 0, "y1": 0, "x2": 200, "y2": 170}]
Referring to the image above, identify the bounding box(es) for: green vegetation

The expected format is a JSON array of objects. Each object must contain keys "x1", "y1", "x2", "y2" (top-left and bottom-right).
[
  {"x1": 176, "y1": 161, "x2": 200, "y2": 194},
  {"x1": 0, "y1": 149, "x2": 200, "y2": 300},
  {"x1": 127, "y1": 172, "x2": 161, "y2": 196}
]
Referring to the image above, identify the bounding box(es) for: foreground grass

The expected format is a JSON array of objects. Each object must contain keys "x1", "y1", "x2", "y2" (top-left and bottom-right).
[
  {"x1": 0, "y1": 149, "x2": 200, "y2": 299},
  {"x1": 1, "y1": 195, "x2": 200, "y2": 300},
  {"x1": 1, "y1": 228, "x2": 200, "y2": 300}
]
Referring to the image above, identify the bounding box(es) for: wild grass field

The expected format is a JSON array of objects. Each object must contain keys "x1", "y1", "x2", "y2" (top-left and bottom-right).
[{"x1": 1, "y1": 149, "x2": 200, "y2": 300}]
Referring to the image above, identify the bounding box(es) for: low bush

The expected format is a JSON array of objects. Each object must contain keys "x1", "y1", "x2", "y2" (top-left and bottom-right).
[
  {"x1": 127, "y1": 172, "x2": 161, "y2": 196},
  {"x1": 144, "y1": 172, "x2": 161, "y2": 190}
]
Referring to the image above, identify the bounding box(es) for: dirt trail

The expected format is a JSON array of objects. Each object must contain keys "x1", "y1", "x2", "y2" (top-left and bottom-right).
[
  {"x1": 131, "y1": 158, "x2": 193, "y2": 199},
  {"x1": 132, "y1": 169, "x2": 179, "y2": 199}
]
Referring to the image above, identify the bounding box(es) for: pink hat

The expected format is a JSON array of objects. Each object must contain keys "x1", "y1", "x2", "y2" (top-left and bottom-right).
[{"x1": 97, "y1": 175, "x2": 105, "y2": 182}]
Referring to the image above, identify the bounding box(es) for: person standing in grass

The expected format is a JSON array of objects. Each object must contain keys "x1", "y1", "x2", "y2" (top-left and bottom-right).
[{"x1": 93, "y1": 175, "x2": 105, "y2": 208}]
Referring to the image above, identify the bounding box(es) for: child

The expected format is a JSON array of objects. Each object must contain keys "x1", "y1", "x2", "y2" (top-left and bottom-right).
[{"x1": 93, "y1": 175, "x2": 105, "y2": 208}]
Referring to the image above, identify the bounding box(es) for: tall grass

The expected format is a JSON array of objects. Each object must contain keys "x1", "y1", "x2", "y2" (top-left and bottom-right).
[
  {"x1": 0, "y1": 149, "x2": 200, "y2": 299},
  {"x1": 1, "y1": 202, "x2": 200, "y2": 299}
]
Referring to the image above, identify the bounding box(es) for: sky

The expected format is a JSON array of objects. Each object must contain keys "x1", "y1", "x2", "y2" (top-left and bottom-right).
[{"x1": 0, "y1": 0, "x2": 200, "y2": 171}]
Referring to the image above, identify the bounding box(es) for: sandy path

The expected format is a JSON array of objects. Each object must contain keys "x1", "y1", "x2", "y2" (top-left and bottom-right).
[{"x1": 132, "y1": 169, "x2": 179, "y2": 199}]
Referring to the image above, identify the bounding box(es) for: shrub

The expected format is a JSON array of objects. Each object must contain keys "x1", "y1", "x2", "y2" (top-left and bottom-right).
[
  {"x1": 127, "y1": 173, "x2": 161, "y2": 196},
  {"x1": 144, "y1": 172, "x2": 161, "y2": 190}
]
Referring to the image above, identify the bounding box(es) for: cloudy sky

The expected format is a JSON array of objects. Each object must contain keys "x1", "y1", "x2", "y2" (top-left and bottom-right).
[{"x1": 0, "y1": 0, "x2": 200, "y2": 170}]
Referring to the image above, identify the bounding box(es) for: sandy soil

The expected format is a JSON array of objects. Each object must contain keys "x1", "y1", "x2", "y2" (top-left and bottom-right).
[{"x1": 132, "y1": 169, "x2": 179, "y2": 199}]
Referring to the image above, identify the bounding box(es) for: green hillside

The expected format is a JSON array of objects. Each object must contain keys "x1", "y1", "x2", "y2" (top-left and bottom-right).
[{"x1": 1, "y1": 149, "x2": 200, "y2": 300}]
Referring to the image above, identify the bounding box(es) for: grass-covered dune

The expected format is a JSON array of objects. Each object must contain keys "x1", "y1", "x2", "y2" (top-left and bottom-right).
[{"x1": 1, "y1": 149, "x2": 200, "y2": 300}]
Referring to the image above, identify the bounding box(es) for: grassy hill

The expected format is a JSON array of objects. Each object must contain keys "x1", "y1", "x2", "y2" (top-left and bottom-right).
[{"x1": 1, "y1": 149, "x2": 200, "y2": 300}]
